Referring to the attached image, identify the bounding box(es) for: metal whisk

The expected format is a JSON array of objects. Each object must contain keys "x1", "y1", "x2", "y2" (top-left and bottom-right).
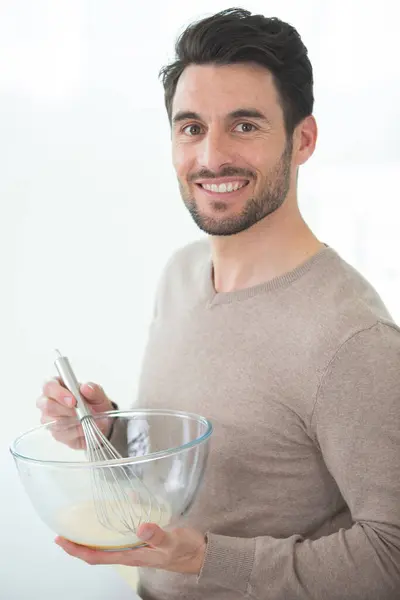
[{"x1": 54, "y1": 349, "x2": 161, "y2": 540}]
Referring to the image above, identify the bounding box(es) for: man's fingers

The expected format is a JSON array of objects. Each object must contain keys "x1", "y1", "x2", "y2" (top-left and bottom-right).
[
  {"x1": 80, "y1": 382, "x2": 112, "y2": 408},
  {"x1": 42, "y1": 379, "x2": 76, "y2": 408},
  {"x1": 55, "y1": 538, "x2": 106, "y2": 564},
  {"x1": 37, "y1": 396, "x2": 75, "y2": 418},
  {"x1": 39, "y1": 415, "x2": 86, "y2": 448},
  {"x1": 137, "y1": 524, "x2": 169, "y2": 548},
  {"x1": 52, "y1": 432, "x2": 86, "y2": 450},
  {"x1": 51, "y1": 423, "x2": 85, "y2": 443},
  {"x1": 37, "y1": 378, "x2": 112, "y2": 449},
  {"x1": 39, "y1": 379, "x2": 111, "y2": 412},
  {"x1": 55, "y1": 538, "x2": 142, "y2": 566}
]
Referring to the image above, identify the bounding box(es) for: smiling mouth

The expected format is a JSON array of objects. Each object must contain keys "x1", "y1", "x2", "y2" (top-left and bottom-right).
[{"x1": 196, "y1": 180, "x2": 250, "y2": 194}]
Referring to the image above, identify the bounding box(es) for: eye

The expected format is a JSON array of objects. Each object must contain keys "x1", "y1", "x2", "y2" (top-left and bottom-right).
[
  {"x1": 234, "y1": 122, "x2": 257, "y2": 133},
  {"x1": 182, "y1": 124, "x2": 203, "y2": 136}
]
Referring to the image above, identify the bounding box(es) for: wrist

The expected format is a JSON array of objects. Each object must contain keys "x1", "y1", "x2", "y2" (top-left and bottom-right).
[
  {"x1": 105, "y1": 401, "x2": 118, "y2": 439},
  {"x1": 193, "y1": 536, "x2": 207, "y2": 575}
]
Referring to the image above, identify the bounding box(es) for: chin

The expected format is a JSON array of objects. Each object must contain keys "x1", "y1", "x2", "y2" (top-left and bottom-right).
[{"x1": 191, "y1": 212, "x2": 258, "y2": 237}]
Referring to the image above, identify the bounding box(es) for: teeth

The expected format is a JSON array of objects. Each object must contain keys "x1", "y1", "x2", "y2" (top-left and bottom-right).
[{"x1": 202, "y1": 181, "x2": 246, "y2": 193}]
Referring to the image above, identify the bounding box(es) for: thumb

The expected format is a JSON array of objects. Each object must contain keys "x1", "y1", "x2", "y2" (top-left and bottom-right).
[
  {"x1": 80, "y1": 382, "x2": 110, "y2": 407},
  {"x1": 137, "y1": 523, "x2": 169, "y2": 548}
]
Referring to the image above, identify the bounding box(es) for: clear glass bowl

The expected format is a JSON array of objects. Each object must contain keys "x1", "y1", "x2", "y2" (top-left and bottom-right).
[{"x1": 10, "y1": 409, "x2": 213, "y2": 550}]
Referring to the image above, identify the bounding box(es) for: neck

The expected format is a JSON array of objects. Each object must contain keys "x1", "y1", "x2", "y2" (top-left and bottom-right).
[{"x1": 210, "y1": 199, "x2": 323, "y2": 293}]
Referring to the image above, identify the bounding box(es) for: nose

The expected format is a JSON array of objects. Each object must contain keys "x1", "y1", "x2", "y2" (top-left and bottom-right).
[{"x1": 196, "y1": 130, "x2": 234, "y2": 173}]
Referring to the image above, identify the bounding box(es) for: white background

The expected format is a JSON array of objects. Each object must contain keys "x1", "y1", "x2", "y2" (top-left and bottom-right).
[{"x1": 1, "y1": 1, "x2": 400, "y2": 598}]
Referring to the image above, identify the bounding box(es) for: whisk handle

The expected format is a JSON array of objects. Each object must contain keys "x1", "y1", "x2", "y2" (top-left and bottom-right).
[{"x1": 54, "y1": 351, "x2": 92, "y2": 421}]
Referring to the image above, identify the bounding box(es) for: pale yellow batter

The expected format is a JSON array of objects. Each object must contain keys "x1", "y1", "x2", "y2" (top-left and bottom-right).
[{"x1": 53, "y1": 497, "x2": 171, "y2": 550}]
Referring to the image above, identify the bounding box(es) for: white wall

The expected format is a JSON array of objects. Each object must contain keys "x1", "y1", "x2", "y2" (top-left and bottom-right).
[{"x1": 1, "y1": 1, "x2": 400, "y2": 598}]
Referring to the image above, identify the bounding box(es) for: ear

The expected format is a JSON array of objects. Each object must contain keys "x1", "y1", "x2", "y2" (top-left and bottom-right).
[{"x1": 293, "y1": 115, "x2": 317, "y2": 166}]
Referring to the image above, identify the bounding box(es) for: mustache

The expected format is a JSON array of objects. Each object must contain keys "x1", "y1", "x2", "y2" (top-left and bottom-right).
[{"x1": 188, "y1": 166, "x2": 255, "y2": 182}]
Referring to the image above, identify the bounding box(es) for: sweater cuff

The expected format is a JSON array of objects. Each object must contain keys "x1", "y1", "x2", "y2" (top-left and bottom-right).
[{"x1": 198, "y1": 533, "x2": 256, "y2": 593}]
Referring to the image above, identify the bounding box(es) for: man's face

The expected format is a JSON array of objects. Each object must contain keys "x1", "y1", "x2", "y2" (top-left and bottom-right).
[{"x1": 171, "y1": 63, "x2": 294, "y2": 236}]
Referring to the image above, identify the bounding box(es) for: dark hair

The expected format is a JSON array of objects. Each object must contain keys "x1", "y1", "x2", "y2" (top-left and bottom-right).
[{"x1": 159, "y1": 8, "x2": 314, "y2": 137}]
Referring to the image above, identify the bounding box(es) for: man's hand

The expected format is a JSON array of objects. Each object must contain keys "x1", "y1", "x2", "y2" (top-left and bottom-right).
[
  {"x1": 55, "y1": 523, "x2": 207, "y2": 575},
  {"x1": 36, "y1": 379, "x2": 114, "y2": 449}
]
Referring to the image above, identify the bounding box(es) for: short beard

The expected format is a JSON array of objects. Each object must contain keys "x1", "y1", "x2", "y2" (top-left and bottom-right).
[{"x1": 180, "y1": 139, "x2": 293, "y2": 236}]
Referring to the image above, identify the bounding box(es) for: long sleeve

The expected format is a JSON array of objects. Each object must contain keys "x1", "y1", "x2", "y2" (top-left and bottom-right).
[{"x1": 198, "y1": 321, "x2": 400, "y2": 599}]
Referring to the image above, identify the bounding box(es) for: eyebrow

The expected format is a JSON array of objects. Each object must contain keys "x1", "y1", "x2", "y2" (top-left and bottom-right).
[
  {"x1": 172, "y1": 111, "x2": 201, "y2": 124},
  {"x1": 172, "y1": 108, "x2": 271, "y2": 125},
  {"x1": 229, "y1": 109, "x2": 270, "y2": 123}
]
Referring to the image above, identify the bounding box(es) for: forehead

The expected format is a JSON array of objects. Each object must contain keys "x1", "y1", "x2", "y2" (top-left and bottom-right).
[{"x1": 172, "y1": 63, "x2": 282, "y2": 120}]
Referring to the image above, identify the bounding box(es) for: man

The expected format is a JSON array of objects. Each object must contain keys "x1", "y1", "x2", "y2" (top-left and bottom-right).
[{"x1": 37, "y1": 7, "x2": 400, "y2": 600}]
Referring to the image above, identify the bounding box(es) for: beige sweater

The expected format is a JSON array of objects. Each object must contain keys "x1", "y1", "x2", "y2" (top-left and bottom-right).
[{"x1": 116, "y1": 241, "x2": 400, "y2": 599}]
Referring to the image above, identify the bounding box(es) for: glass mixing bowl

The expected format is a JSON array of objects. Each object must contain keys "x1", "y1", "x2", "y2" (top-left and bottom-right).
[{"x1": 10, "y1": 409, "x2": 213, "y2": 550}]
